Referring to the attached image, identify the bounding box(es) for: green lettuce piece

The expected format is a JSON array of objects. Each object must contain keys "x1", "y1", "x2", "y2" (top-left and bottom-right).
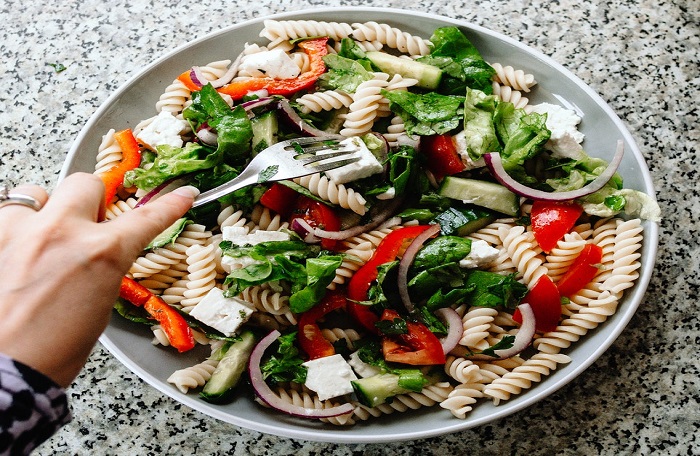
[
  {"x1": 417, "y1": 26, "x2": 495, "y2": 95},
  {"x1": 124, "y1": 142, "x2": 218, "y2": 190},
  {"x1": 319, "y1": 54, "x2": 373, "y2": 93},
  {"x1": 579, "y1": 188, "x2": 661, "y2": 222},
  {"x1": 260, "y1": 331, "x2": 307, "y2": 385},
  {"x1": 462, "y1": 88, "x2": 500, "y2": 161},
  {"x1": 382, "y1": 90, "x2": 464, "y2": 136},
  {"x1": 288, "y1": 256, "x2": 344, "y2": 313},
  {"x1": 412, "y1": 236, "x2": 472, "y2": 270},
  {"x1": 462, "y1": 271, "x2": 528, "y2": 309}
]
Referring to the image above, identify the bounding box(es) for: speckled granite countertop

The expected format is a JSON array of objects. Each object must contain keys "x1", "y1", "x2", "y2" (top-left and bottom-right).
[{"x1": 0, "y1": 0, "x2": 697, "y2": 454}]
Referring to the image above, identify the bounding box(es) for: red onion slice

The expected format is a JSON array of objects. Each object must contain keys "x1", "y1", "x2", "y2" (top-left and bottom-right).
[
  {"x1": 305, "y1": 199, "x2": 403, "y2": 242},
  {"x1": 196, "y1": 127, "x2": 218, "y2": 146},
  {"x1": 135, "y1": 176, "x2": 192, "y2": 208},
  {"x1": 468, "y1": 303, "x2": 536, "y2": 360},
  {"x1": 277, "y1": 100, "x2": 343, "y2": 139},
  {"x1": 435, "y1": 307, "x2": 462, "y2": 354},
  {"x1": 397, "y1": 223, "x2": 441, "y2": 314},
  {"x1": 189, "y1": 67, "x2": 207, "y2": 88},
  {"x1": 483, "y1": 140, "x2": 624, "y2": 201},
  {"x1": 240, "y1": 96, "x2": 276, "y2": 111},
  {"x1": 248, "y1": 330, "x2": 355, "y2": 418},
  {"x1": 291, "y1": 218, "x2": 321, "y2": 244}
]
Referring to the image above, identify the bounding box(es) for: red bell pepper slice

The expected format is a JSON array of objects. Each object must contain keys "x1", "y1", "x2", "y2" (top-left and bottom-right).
[
  {"x1": 347, "y1": 225, "x2": 433, "y2": 332},
  {"x1": 530, "y1": 200, "x2": 584, "y2": 253},
  {"x1": 419, "y1": 134, "x2": 465, "y2": 179},
  {"x1": 289, "y1": 196, "x2": 341, "y2": 250},
  {"x1": 513, "y1": 274, "x2": 562, "y2": 333},
  {"x1": 297, "y1": 292, "x2": 347, "y2": 360},
  {"x1": 380, "y1": 309, "x2": 446, "y2": 365},
  {"x1": 259, "y1": 183, "x2": 299, "y2": 218},
  {"x1": 556, "y1": 243, "x2": 604, "y2": 298},
  {"x1": 217, "y1": 37, "x2": 329, "y2": 100},
  {"x1": 98, "y1": 129, "x2": 142, "y2": 207},
  {"x1": 119, "y1": 277, "x2": 195, "y2": 353}
]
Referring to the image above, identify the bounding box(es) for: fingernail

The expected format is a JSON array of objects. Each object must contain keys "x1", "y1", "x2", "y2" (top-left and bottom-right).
[{"x1": 172, "y1": 185, "x2": 200, "y2": 199}]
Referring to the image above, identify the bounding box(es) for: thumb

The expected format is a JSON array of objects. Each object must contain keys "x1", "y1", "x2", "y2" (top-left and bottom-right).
[{"x1": 106, "y1": 186, "x2": 199, "y2": 256}]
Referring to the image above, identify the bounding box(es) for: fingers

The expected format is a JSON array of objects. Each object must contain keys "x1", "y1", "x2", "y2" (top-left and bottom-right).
[
  {"x1": 44, "y1": 173, "x2": 106, "y2": 221},
  {"x1": 104, "y1": 186, "x2": 198, "y2": 257}
]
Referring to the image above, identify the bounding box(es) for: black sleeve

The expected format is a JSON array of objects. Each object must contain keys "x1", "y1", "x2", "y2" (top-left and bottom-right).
[{"x1": 0, "y1": 353, "x2": 72, "y2": 455}]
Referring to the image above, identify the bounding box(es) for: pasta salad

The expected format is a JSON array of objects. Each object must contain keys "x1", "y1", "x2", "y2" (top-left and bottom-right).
[{"x1": 98, "y1": 19, "x2": 659, "y2": 425}]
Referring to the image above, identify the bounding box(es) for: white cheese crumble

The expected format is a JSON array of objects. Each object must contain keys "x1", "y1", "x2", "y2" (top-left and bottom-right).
[
  {"x1": 529, "y1": 103, "x2": 585, "y2": 159},
  {"x1": 222, "y1": 226, "x2": 290, "y2": 245},
  {"x1": 348, "y1": 351, "x2": 382, "y2": 379},
  {"x1": 302, "y1": 354, "x2": 358, "y2": 401},
  {"x1": 189, "y1": 287, "x2": 254, "y2": 337},
  {"x1": 375, "y1": 187, "x2": 396, "y2": 200},
  {"x1": 459, "y1": 239, "x2": 500, "y2": 269},
  {"x1": 318, "y1": 137, "x2": 384, "y2": 184},
  {"x1": 453, "y1": 130, "x2": 486, "y2": 170},
  {"x1": 136, "y1": 110, "x2": 189, "y2": 150},
  {"x1": 238, "y1": 49, "x2": 301, "y2": 80}
]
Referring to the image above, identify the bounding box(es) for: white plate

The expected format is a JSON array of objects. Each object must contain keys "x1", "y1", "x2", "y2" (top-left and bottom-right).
[{"x1": 60, "y1": 7, "x2": 659, "y2": 443}]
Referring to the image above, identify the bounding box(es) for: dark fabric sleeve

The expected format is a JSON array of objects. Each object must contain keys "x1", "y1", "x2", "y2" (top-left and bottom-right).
[{"x1": 0, "y1": 353, "x2": 72, "y2": 456}]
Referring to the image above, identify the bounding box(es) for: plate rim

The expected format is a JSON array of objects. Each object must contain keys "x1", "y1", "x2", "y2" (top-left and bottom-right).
[{"x1": 62, "y1": 6, "x2": 659, "y2": 443}]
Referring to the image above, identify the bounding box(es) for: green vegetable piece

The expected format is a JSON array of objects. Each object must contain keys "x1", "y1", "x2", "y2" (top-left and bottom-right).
[
  {"x1": 146, "y1": 218, "x2": 189, "y2": 250},
  {"x1": 412, "y1": 236, "x2": 472, "y2": 270},
  {"x1": 319, "y1": 54, "x2": 373, "y2": 92},
  {"x1": 365, "y1": 51, "x2": 443, "y2": 89},
  {"x1": 200, "y1": 330, "x2": 256, "y2": 404},
  {"x1": 351, "y1": 373, "x2": 414, "y2": 408},
  {"x1": 438, "y1": 176, "x2": 519, "y2": 216},
  {"x1": 260, "y1": 331, "x2": 307, "y2": 385},
  {"x1": 382, "y1": 90, "x2": 464, "y2": 136},
  {"x1": 288, "y1": 255, "x2": 343, "y2": 313}
]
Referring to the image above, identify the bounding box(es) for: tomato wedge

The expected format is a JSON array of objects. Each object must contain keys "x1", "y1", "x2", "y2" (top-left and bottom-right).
[
  {"x1": 419, "y1": 134, "x2": 465, "y2": 179},
  {"x1": 259, "y1": 183, "x2": 299, "y2": 218},
  {"x1": 557, "y1": 243, "x2": 603, "y2": 297},
  {"x1": 380, "y1": 309, "x2": 446, "y2": 365},
  {"x1": 347, "y1": 225, "x2": 433, "y2": 333},
  {"x1": 531, "y1": 200, "x2": 584, "y2": 253},
  {"x1": 297, "y1": 292, "x2": 347, "y2": 360},
  {"x1": 513, "y1": 274, "x2": 561, "y2": 333},
  {"x1": 289, "y1": 196, "x2": 341, "y2": 250}
]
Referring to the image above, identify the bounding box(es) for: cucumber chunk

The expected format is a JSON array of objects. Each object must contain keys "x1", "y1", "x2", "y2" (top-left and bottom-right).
[
  {"x1": 251, "y1": 111, "x2": 278, "y2": 155},
  {"x1": 366, "y1": 51, "x2": 443, "y2": 90},
  {"x1": 438, "y1": 177, "x2": 519, "y2": 216},
  {"x1": 351, "y1": 373, "x2": 411, "y2": 408},
  {"x1": 200, "y1": 330, "x2": 256, "y2": 404}
]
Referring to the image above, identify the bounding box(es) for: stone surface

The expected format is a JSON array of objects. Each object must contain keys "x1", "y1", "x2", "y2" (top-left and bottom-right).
[{"x1": 0, "y1": 0, "x2": 697, "y2": 454}]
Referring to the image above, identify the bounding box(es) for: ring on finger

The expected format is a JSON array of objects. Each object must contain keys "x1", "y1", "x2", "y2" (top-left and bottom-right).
[{"x1": 0, "y1": 184, "x2": 44, "y2": 211}]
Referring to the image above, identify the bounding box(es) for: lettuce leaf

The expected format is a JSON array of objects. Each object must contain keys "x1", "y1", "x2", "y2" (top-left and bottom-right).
[
  {"x1": 382, "y1": 90, "x2": 464, "y2": 136},
  {"x1": 319, "y1": 54, "x2": 373, "y2": 93}
]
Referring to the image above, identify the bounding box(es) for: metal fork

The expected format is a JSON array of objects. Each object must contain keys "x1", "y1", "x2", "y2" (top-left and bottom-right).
[{"x1": 191, "y1": 137, "x2": 360, "y2": 208}]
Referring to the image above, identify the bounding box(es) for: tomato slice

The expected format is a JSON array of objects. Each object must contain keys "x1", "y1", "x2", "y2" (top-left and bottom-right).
[
  {"x1": 380, "y1": 309, "x2": 446, "y2": 365},
  {"x1": 289, "y1": 196, "x2": 341, "y2": 250},
  {"x1": 531, "y1": 200, "x2": 584, "y2": 253},
  {"x1": 556, "y1": 244, "x2": 603, "y2": 297},
  {"x1": 513, "y1": 274, "x2": 561, "y2": 333},
  {"x1": 419, "y1": 134, "x2": 465, "y2": 179},
  {"x1": 297, "y1": 292, "x2": 347, "y2": 360},
  {"x1": 259, "y1": 183, "x2": 299, "y2": 218}
]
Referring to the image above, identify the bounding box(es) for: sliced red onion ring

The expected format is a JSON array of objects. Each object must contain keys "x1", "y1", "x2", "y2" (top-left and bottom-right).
[
  {"x1": 303, "y1": 199, "x2": 403, "y2": 242},
  {"x1": 189, "y1": 67, "x2": 207, "y2": 88},
  {"x1": 196, "y1": 127, "x2": 218, "y2": 146},
  {"x1": 484, "y1": 140, "x2": 624, "y2": 201},
  {"x1": 248, "y1": 330, "x2": 355, "y2": 418},
  {"x1": 134, "y1": 175, "x2": 192, "y2": 208},
  {"x1": 435, "y1": 307, "x2": 462, "y2": 354},
  {"x1": 468, "y1": 303, "x2": 536, "y2": 361},
  {"x1": 240, "y1": 96, "x2": 276, "y2": 112},
  {"x1": 277, "y1": 100, "x2": 343, "y2": 139},
  {"x1": 291, "y1": 218, "x2": 321, "y2": 244},
  {"x1": 397, "y1": 223, "x2": 441, "y2": 314}
]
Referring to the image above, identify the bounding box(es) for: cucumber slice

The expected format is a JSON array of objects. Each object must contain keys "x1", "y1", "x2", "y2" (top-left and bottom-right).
[
  {"x1": 366, "y1": 51, "x2": 442, "y2": 90},
  {"x1": 200, "y1": 330, "x2": 256, "y2": 404},
  {"x1": 351, "y1": 373, "x2": 411, "y2": 408},
  {"x1": 146, "y1": 218, "x2": 189, "y2": 250},
  {"x1": 251, "y1": 111, "x2": 278, "y2": 155},
  {"x1": 438, "y1": 177, "x2": 519, "y2": 216}
]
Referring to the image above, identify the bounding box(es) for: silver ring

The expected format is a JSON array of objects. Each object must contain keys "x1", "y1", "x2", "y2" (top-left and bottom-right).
[{"x1": 0, "y1": 185, "x2": 43, "y2": 211}]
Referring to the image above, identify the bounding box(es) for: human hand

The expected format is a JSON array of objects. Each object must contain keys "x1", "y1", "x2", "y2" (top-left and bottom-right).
[{"x1": 0, "y1": 173, "x2": 197, "y2": 387}]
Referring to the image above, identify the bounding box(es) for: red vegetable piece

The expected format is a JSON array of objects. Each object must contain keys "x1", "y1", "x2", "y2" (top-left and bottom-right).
[
  {"x1": 513, "y1": 274, "x2": 562, "y2": 333},
  {"x1": 531, "y1": 200, "x2": 584, "y2": 253},
  {"x1": 419, "y1": 134, "x2": 465, "y2": 179},
  {"x1": 346, "y1": 225, "x2": 433, "y2": 333},
  {"x1": 380, "y1": 309, "x2": 446, "y2": 365},
  {"x1": 289, "y1": 196, "x2": 341, "y2": 250},
  {"x1": 557, "y1": 243, "x2": 604, "y2": 297},
  {"x1": 297, "y1": 292, "x2": 347, "y2": 360},
  {"x1": 98, "y1": 129, "x2": 142, "y2": 207},
  {"x1": 119, "y1": 276, "x2": 151, "y2": 306},
  {"x1": 260, "y1": 183, "x2": 299, "y2": 218},
  {"x1": 217, "y1": 37, "x2": 329, "y2": 100}
]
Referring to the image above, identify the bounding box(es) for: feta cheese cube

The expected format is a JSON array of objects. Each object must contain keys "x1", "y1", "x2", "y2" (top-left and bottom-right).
[
  {"x1": 239, "y1": 49, "x2": 301, "y2": 80},
  {"x1": 459, "y1": 239, "x2": 500, "y2": 269},
  {"x1": 529, "y1": 103, "x2": 585, "y2": 159},
  {"x1": 375, "y1": 187, "x2": 396, "y2": 200},
  {"x1": 319, "y1": 137, "x2": 384, "y2": 184},
  {"x1": 453, "y1": 130, "x2": 486, "y2": 170},
  {"x1": 136, "y1": 110, "x2": 189, "y2": 150},
  {"x1": 348, "y1": 351, "x2": 382, "y2": 379},
  {"x1": 222, "y1": 226, "x2": 290, "y2": 246},
  {"x1": 189, "y1": 287, "x2": 254, "y2": 337},
  {"x1": 302, "y1": 354, "x2": 358, "y2": 401},
  {"x1": 220, "y1": 255, "x2": 263, "y2": 273}
]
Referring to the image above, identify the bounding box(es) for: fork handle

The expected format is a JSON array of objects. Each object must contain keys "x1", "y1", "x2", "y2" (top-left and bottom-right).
[{"x1": 191, "y1": 171, "x2": 260, "y2": 209}]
